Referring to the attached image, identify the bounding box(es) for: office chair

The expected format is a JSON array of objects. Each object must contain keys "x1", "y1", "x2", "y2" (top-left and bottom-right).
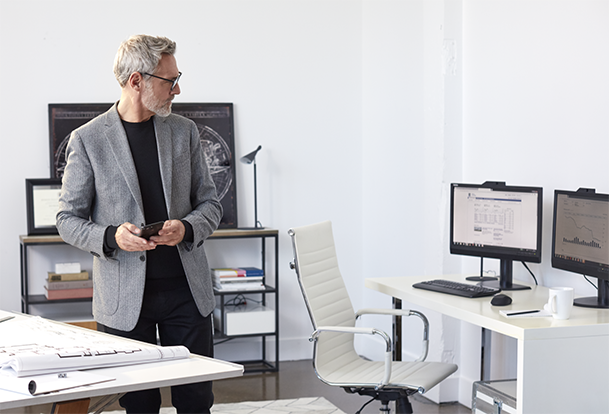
[{"x1": 288, "y1": 221, "x2": 458, "y2": 414}]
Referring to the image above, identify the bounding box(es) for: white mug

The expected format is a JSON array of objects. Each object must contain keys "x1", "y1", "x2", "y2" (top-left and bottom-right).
[{"x1": 544, "y1": 287, "x2": 574, "y2": 320}]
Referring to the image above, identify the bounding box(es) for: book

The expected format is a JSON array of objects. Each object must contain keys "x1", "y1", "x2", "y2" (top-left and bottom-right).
[
  {"x1": 48, "y1": 270, "x2": 89, "y2": 282},
  {"x1": 212, "y1": 268, "x2": 246, "y2": 278},
  {"x1": 212, "y1": 267, "x2": 264, "y2": 277},
  {"x1": 240, "y1": 267, "x2": 265, "y2": 276},
  {"x1": 215, "y1": 282, "x2": 265, "y2": 291},
  {"x1": 218, "y1": 276, "x2": 264, "y2": 283},
  {"x1": 46, "y1": 278, "x2": 93, "y2": 290},
  {"x1": 44, "y1": 287, "x2": 93, "y2": 300}
]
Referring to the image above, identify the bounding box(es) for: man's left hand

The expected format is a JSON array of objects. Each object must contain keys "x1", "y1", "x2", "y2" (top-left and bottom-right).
[{"x1": 149, "y1": 219, "x2": 185, "y2": 246}]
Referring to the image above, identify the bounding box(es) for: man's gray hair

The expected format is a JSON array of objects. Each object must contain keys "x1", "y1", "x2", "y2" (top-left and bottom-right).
[{"x1": 113, "y1": 34, "x2": 176, "y2": 88}]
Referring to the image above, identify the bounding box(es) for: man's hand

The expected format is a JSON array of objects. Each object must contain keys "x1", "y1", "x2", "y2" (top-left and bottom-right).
[
  {"x1": 149, "y1": 219, "x2": 185, "y2": 247},
  {"x1": 115, "y1": 222, "x2": 157, "y2": 252}
]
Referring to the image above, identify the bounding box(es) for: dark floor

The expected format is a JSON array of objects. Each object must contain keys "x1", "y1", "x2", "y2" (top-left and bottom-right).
[{"x1": 213, "y1": 360, "x2": 469, "y2": 413}]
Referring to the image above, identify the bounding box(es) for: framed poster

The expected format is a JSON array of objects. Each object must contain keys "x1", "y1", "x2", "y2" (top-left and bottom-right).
[
  {"x1": 48, "y1": 103, "x2": 113, "y2": 179},
  {"x1": 26, "y1": 178, "x2": 63, "y2": 235},
  {"x1": 48, "y1": 103, "x2": 237, "y2": 228},
  {"x1": 173, "y1": 103, "x2": 237, "y2": 229}
]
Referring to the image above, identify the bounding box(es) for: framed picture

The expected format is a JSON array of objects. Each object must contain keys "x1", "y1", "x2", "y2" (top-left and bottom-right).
[
  {"x1": 26, "y1": 178, "x2": 63, "y2": 235},
  {"x1": 173, "y1": 103, "x2": 237, "y2": 229},
  {"x1": 48, "y1": 103, "x2": 237, "y2": 228},
  {"x1": 48, "y1": 103, "x2": 113, "y2": 179}
]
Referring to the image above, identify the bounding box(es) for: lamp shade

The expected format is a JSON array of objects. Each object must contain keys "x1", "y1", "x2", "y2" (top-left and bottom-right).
[{"x1": 240, "y1": 145, "x2": 262, "y2": 164}]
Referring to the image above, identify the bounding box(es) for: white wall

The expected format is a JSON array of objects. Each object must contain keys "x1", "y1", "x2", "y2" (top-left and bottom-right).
[{"x1": 0, "y1": 0, "x2": 364, "y2": 361}]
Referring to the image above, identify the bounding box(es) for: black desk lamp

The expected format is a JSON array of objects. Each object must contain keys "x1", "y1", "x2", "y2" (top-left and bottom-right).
[{"x1": 240, "y1": 145, "x2": 263, "y2": 229}]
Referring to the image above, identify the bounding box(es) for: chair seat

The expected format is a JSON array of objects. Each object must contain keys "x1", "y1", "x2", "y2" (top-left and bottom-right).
[{"x1": 318, "y1": 359, "x2": 457, "y2": 393}]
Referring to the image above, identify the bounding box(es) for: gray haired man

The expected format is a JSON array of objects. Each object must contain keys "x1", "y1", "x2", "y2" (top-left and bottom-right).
[{"x1": 57, "y1": 34, "x2": 222, "y2": 413}]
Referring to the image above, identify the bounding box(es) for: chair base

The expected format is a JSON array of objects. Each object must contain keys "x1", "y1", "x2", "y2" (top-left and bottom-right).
[{"x1": 343, "y1": 387, "x2": 414, "y2": 414}]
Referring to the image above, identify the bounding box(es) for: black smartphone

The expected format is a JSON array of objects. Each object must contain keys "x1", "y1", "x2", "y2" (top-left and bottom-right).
[{"x1": 140, "y1": 221, "x2": 165, "y2": 239}]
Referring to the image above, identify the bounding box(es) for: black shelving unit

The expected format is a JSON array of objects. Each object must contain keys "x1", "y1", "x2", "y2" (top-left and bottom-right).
[
  {"x1": 209, "y1": 228, "x2": 279, "y2": 373},
  {"x1": 19, "y1": 228, "x2": 279, "y2": 373}
]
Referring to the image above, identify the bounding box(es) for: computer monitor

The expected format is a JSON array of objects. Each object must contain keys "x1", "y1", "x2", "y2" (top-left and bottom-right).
[
  {"x1": 552, "y1": 188, "x2": 609, "y2": 309},
  {"x1": 450, "y1": 182, "x2": 543, "y2": 290}
]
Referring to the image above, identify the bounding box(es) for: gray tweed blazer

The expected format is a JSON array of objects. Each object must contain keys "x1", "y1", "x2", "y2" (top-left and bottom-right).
[{"x1": 56, "y1": 103, "x2": 223, "y2": 331}]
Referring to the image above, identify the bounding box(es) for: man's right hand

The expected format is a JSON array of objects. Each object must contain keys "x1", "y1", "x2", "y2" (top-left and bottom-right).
[{"x1": 115, "y1": 222, "x2": 157, "y2": 252}]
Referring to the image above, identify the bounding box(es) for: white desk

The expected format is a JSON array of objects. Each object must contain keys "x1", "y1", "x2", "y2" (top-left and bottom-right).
[
  {"x1": 0, "y1": 312, "x2": 243, "y2": 413},
  {"x1": 365, "y1": 275, "x2": 609, "y2": 414}
]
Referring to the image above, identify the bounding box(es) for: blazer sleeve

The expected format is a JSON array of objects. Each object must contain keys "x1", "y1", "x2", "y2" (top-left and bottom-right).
[{"x1": 56, "y1": 129, "x2": 108, "y2": 259}]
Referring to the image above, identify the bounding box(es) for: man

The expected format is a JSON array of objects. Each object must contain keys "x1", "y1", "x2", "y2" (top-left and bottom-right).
[{"x1": 56, "y1": 34, "x2": 223, "y2": 413}]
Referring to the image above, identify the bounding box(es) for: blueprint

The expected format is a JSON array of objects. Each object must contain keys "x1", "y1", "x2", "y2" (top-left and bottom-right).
[{"x1": 0, "y1": 312, "x2": 189, "y2": 377}]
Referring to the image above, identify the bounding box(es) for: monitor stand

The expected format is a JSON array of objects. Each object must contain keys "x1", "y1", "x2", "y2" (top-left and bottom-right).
[
  {"x1": 480, "y1": 260, "x2": 531, "y2": 291},
  {"x1": 574, "y1": 279, "x2": 609, "y2": 309},
  {"x1": 466, "y1": 257, "x2": 498, "y2": 282}
]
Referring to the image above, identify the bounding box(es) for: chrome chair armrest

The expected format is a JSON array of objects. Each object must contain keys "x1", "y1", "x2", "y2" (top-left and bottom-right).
[{"x1": 355, "y1": 308, "x2": 429, "y2": 362}]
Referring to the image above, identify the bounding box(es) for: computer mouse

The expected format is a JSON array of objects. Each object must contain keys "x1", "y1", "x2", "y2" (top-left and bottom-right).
[{"x1": 491, "y1": 294, "x2": 512, "y2": 306}]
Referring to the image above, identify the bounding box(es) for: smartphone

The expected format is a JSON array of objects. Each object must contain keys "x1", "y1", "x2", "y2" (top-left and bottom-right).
[{"x1": 140, "y1": 221, "x2": 165, "y2": 239}]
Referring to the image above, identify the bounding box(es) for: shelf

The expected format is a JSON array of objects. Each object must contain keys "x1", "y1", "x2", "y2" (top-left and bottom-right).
[
  {"x1": 214, "y1": 285, "x2": 276, "y2": 295},
  {"x1": 214, "y1": 330, "x2": 277, "y2": 340},
  {"x1": 26, "y1": 294, "x2": 92, "y2": 305},
  {"x1": 20, "y1": 228, "x2": 279, "y2": 245},
  {"x1": 20, "y1": 234, "x2": 64, "y2": 245},
  {"x1": 236, "y1": 360, "x2": 278, "y2": 373},
  {"x1": 209, "y1": 228, "x2": 279, "y2": 239}
]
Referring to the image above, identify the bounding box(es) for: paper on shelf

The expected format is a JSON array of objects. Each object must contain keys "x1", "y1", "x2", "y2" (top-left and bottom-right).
[
  {"x1": 55, "y1": 262, "x2": 81, "y2": 274},
  {"x1": 0, "y1": 370, "x2": 114, "y2": 395}
]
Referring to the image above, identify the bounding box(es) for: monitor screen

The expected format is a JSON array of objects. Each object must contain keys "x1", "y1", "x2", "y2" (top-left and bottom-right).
[
  {"x1": 552, "y1": 188, "x2": 609, "y2": 308},
  {"x1": 450, "y1": 182, "x2": 543, "y2": 290}
]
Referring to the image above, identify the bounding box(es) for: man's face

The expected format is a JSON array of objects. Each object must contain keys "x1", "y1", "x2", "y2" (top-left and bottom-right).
[{"x1": 142, "y1": 54, "x2": 181, "y2": 117}]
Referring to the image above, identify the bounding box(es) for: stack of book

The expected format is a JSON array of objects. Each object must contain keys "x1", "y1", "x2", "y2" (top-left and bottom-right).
[
  {"x1": 212, "y1": 267, "x2": 265, "y2": 291},
  {"x1": 44, "y1": 269, "x2": 92, "y2": 300}
]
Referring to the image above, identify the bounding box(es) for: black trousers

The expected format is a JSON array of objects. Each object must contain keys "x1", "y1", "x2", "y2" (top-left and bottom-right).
[{"x1": 98, "y1": 281, "x2": 214, "y2": 414}]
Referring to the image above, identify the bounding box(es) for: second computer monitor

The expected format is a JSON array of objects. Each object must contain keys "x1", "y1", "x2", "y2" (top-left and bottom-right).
[{"x1": 552, "y1": 188, "x2": 609, "y2": 308}]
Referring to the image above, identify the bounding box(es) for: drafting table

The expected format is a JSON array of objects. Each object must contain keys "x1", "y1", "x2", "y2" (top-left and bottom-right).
[{"x1": 0, "y1": 311, "x2": 243, "y2": 413}]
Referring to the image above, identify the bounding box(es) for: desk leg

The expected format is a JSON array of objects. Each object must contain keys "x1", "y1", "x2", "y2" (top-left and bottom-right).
[
  {"x1": 51, "y1": 398, "x2": 90, "y2": 414},
  {"x1": 392, "y1": 297, "x2": 401, "y2": 361},
  {"x1": 481, "y1": 328, "x2": 491, "y2": 381}
]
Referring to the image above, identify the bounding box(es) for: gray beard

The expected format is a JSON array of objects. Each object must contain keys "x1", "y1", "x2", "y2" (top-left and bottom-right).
[{"x1": 142, "y1": 82, "x2": 172, "y2": 117}]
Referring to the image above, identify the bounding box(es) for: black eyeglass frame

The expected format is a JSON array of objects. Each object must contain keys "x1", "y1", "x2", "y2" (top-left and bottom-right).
[{"x1": 143, "y1": 71, "x2": 182, "y2": 90}]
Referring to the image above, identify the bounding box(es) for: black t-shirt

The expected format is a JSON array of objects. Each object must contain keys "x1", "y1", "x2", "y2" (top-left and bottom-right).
[{"x1": 120, "y1": 117, "x2": 187, "y2": 284}]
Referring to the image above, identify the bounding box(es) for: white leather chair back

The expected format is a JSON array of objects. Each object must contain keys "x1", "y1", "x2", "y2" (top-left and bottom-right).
[{"x1": 289, "y1": 221, "x2": 361, "y2": 379}]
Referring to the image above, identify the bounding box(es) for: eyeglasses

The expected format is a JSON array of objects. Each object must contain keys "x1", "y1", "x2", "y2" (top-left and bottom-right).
[{"x1": 143, "y1": 71, "x2": 182, "y2": 90}]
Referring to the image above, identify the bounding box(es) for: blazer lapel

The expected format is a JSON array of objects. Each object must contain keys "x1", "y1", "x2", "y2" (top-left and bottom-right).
[
  {"x1": 103, "y1": 106, "x2": 145, "y2": 218},
  {"x1": 154, "y1": 116, "x2": 173, "y2": 216}
]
